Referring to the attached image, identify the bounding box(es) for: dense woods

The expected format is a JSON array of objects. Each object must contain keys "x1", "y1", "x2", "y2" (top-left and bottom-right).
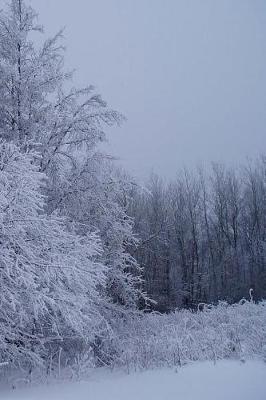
[{"x1": 130, "y1": 162, "x2": 266, "y2": 311}]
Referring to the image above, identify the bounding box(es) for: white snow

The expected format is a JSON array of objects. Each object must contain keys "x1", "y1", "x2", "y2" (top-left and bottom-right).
[{"x1": 2, "y1": 361, "x2": 266, "y2": 400}]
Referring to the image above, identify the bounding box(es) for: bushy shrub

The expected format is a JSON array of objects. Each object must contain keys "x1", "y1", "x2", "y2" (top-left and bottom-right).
[{"x1": 107, "y1": 300, "x2": 266, "y2": 371}]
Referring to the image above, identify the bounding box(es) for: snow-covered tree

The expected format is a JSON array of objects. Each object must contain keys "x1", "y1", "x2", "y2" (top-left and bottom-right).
[
  {"x1": 0, "y1": 0, "x2": 143, "y2": 314},
  {"x1": 0, "y1": 0, "x2": 121, "y2": 153},
  {"x1": 0, "y1": 141, "x2": 107, "y2": 370},
  {"x1": 52, "y1": 158, "x2": 145, "y2": 310}
]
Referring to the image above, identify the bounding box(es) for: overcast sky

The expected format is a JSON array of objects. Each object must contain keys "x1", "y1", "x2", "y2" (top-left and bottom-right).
[{"x1": 29, "y1": 0, "x2": 266, "y2": 179}]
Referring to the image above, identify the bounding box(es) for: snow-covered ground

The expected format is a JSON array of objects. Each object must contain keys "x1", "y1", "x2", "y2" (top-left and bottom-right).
[{"x1": 2, "y1": 361, "x2": 266, "y2": 400}]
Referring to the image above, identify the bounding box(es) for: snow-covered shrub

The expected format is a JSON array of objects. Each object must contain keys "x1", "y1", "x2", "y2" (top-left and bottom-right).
[{"x1": 107, "y1": 300, "x2": 266, "y2": 371}]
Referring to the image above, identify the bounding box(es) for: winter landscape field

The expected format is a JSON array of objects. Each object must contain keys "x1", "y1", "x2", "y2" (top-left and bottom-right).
[
  {"x1": 2, "y1": 361, "x2": 266, "y2": 400},
  {"x1": 0, "y1": 0, "x2": 266, "y2": 399},
  {"x1": 1, "y1": 301, "x2": 266, "y2": 397}
]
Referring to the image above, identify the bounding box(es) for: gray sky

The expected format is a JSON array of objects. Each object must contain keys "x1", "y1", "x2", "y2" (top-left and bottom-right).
[{"x1": 31, "y1": 0, "x2": 266, "y2": 179}]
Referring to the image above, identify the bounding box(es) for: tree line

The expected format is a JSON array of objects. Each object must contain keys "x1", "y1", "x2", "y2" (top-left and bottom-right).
[{"x1": 130, "y1": 161, "x2": 266, "y2": 311}]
